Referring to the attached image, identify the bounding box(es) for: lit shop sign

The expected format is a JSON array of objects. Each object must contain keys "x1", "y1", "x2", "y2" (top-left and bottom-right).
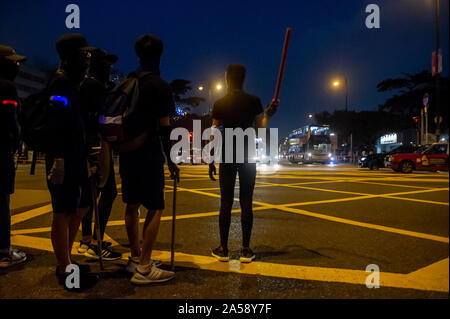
[{"x1": 380, "y1": 133, "x2": 397, "y2": 144}]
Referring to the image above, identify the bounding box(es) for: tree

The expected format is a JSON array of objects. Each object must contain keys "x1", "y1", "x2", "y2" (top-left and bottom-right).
[
  {"x1": 377, "y1": 70, "x2": 448, "y2": 133},
  {"x1": 170, "y1": 79, "x2": 205, "y2": 112}
]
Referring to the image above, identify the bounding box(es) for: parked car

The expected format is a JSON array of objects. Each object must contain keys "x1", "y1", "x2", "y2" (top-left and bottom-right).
[
  {"x1": 359, "y1": 145, "x2": 420, "y2": 170},
  {"x1": 386, "y1": 142, "x2": 449, "y2": 173}
]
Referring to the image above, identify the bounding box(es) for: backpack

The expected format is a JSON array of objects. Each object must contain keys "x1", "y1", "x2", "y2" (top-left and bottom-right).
[
  {"x1": 98, "y1": 71, "x2": 151, "y2": 145},
  {"x1": 19, "y1": 70, "x2": 72, "y2": 153},
  {"x1": 19, "y1": 89, "x2": 52, "y2": 153}
]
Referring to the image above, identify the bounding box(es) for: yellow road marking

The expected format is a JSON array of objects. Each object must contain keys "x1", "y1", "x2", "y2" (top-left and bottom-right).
[
  {"x1": 174, "y1": 186, "x2": 449, "y2": 243},
  {"x1": 263, "y1": 205, "x2": 449, "y2": 244},
  {"x1": 385, "y1": 196, "x2": 448, "y2": 206},
  {"x1": 11, "y1": 226, "x2": 51, "y2": 235},
  {"x1": 11, "y1": 204, "x2": 53, "y2": 226},
  {"x1": 350, "y1": 180, "x2": 436, "y2": 190},
  {"x1": 104, "y1": 206, "x2": 269, "y2": 227},
  {"x1": 9, "y1": 234, "x2": 448, "y2": 293}
]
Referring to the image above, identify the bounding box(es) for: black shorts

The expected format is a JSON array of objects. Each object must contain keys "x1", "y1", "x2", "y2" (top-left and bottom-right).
[
  {"x1": 46, "y1": 156, "x2": 92, "y2": 214},
  {"x1": 119, "y1": 156, "x2": 165, "y2": 210}
]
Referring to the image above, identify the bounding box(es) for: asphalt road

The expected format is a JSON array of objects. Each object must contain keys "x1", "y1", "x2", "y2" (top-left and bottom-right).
[{"x1": 1, "y1": 160, "x2": 448, "y2": 299}]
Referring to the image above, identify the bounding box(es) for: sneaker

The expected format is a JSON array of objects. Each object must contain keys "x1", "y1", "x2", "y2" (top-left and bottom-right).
[
  {"x1": 78, "y1": 240, "x2": 111, "y2": 254},
  {"x1": 130, "y1": 263, "x2": 175, "y2": 285},
  {"x1": 239, "y1": 247, "x2": 255, "y2": 263},
  {"x1": 211, "y1": 246, "x2": 229, "y2": 262},
  {"x1": 56, "y1": 268, "x2": 99, "y2": 292},
  {"x1": 77, "y1": 241, "x2": 91, "y2": 254},
  {"x1": 0, "y1": 248, "x2": 27, "y2": 268},
  {"x1": 125, "y1": 256, "x2": 162, "y2": 273},
  {"x1": 84, "y1": 244, "x2": 122, "y2": 261},
  {"x1": 102, "y1": 241, "x2": 112, "y2": 248}
]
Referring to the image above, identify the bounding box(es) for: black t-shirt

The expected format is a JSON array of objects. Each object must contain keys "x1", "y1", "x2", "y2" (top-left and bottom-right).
[
  {"x1": 212, "y1": 90, "x2": 263, "y2": 163},
  {"x1": 0, "y1": 78, "x2": 20, "y2": 194},
  {"x1": 79, "y1": 76, "x2": 106, "y2": 150},
  {"x1": 121, "y1": 71, "x2": 175, "y2": 164}
]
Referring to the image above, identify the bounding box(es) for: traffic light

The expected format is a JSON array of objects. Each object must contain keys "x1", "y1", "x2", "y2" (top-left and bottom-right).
[{"x1": 413, "y1": 116, "x2": 419, "y2": 125}]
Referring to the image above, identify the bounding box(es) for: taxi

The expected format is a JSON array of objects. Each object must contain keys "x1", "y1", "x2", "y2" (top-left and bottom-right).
[{"x1": 387, "y1": 142, "x2": 449, "y2": 173}]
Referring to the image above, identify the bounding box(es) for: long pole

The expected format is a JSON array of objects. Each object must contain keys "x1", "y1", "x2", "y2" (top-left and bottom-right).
[
  {"x1": 208, "y1": 82, "x2": 212, "y2": 115},
  {"x1": 344, "y1": 76, "x2": 348, "y2": 112},
  {"x1": 170, "y1": 178, "x2": 177, "y2": 271},
  {"x1": 425, "y1": 107, "x2": 428, "y2": 144},
  {"x1": 421, "y1": 108, "x2": 424, "y2": 144},
  {"x1": 90, "y1": 178, "x2": 103, "y2": 271},
  {"x1": 273, "y1": 27, "x2": 292, "y2": 102},
  {"x1": 434, "y1": 0, "x2": 441, "y2": 141}
]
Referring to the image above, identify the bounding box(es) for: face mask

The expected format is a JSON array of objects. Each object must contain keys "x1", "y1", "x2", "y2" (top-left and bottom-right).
[
  {"x1": 62, "y1": 50, "x2": 91, "y2": 82},
  {"x1": 0, "y1": 59, "x2": 20, "y2": 81}
]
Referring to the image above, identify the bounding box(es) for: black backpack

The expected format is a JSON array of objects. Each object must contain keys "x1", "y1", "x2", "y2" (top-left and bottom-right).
[
  {"x1": 98, "y1": 71, "x2": 151, "y2": 144},
  {"x1": 19, "y1": 89, "x2": 52, "y2": 153},
  {"x1": 20, "y1": 70, "x2": 74, "y2": 153}
]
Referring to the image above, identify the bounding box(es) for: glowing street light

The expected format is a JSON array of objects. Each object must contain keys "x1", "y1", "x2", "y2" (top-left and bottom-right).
[
  {"x1": 331, "y1": 76, "x2": 348, "y2": 111},
  {"x1": 197, "y1": 81, "x2": 224, "y2": 114}
]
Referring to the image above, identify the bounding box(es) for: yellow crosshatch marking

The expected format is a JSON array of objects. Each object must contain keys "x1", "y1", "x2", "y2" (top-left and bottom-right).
[{"x1": 9, "y1": 167, "x2": 449, "y2": 293}]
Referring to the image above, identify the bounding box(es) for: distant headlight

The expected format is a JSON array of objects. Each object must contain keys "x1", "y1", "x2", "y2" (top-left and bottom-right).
[
  {"x1": 308, "y1": 153, "x2": 312, "y2": 157},
  {"x1": 328, "y1": 153, "x2": 332, "y2": 157}
]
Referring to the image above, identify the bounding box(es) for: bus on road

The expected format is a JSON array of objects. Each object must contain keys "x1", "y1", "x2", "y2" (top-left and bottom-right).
[{"x1": 287, "y1": 125, "x2": 334, "y2": 164}]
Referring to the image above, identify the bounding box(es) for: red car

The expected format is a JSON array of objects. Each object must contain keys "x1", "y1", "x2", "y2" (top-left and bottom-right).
[{"x1": 387, "y1": 143, "x2": 449, "y2": 173}]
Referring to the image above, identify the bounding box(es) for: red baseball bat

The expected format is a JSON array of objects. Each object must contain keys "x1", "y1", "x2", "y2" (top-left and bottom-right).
[{"x1": 273, "y1": 27, "x2": 292, "y2": 102}]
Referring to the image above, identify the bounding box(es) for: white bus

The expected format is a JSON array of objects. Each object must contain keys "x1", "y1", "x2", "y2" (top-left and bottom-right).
[{"x1": 287, "y1": 125, "x2": 334, "y2": 164}]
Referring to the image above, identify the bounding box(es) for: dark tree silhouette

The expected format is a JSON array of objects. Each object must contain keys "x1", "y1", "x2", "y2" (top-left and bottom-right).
[
  {"x1": 170, "y1": 79, "x2": 205, "y2": 111},
  {"x1": 377, "y1": 70, "x2": 448, "y2": 133}
]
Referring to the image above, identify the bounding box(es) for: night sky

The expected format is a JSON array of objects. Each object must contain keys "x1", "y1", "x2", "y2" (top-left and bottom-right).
[{"x1": 1, "y1": 0, "x2": 448, "y2": 137}]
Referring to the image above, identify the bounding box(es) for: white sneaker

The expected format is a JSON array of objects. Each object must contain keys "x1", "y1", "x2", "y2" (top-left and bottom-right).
[
  {"x1": 130, "y1": 263, "x2": 175, "y2": 284},
  {"x1": 125, "y1": 256, "x2": 162, "y2": 273},
  {"x1": 77, "y1": 241, "x2": 90, "y2": 254},
  {"x1": 0, "y1": 248, "x2": 27, "y2": 268}
]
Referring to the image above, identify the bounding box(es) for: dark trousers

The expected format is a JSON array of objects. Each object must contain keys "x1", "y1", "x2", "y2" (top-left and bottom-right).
[
  {"x1": 0, "y1": 193, "x2": 11, "y2": 251},
  {"x1": 219, "y1": 163, "x2": 256, "y2": 249},
  {"x1": 81, "y1": 162, "x2": 117, "y2": 240}
]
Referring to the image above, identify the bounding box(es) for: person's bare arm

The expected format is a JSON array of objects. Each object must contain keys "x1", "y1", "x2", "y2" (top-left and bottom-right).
[
  {"x1": 256, "y1": 113, "x2": 268, "y2": 129},
  {"x1": 208, "y1": 118, "x2": 221, "y2": 181},
  {"x1": 160, "y1": 116, "x2": 170, "y2": 127}
]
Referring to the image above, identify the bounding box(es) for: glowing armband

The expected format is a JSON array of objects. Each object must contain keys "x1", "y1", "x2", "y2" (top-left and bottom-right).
[
  {"x1": 2, "y1": 100, "x2": 18, "y2": 107},
  {"x1": 50, "y1": 95, "x2": 69, "y2": 106}
]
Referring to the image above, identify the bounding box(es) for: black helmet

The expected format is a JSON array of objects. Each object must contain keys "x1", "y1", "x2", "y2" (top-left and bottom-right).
[{"x1": 56, "y1": 33, "x2": 95, "y2": 59}]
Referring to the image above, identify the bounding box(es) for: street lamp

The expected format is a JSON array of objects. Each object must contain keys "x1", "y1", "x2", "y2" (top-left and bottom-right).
[
  {"x1": 434, "y1": 0, "x2": 441, "y2": 140},
  {"x1": 197, "y1": 81, "x2": 224, "y2": 114},
  {"x1": 331, "y1": 76, "x2": 348, "y2": 111}
]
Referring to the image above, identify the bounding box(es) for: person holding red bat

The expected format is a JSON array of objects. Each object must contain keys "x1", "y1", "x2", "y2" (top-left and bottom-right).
[
  {"x1": 208, "y1": 28, "x2": 290, "y2": 263},
  {"x1": 208, "y1": 64, "x2": 279, "y2": 263}
]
